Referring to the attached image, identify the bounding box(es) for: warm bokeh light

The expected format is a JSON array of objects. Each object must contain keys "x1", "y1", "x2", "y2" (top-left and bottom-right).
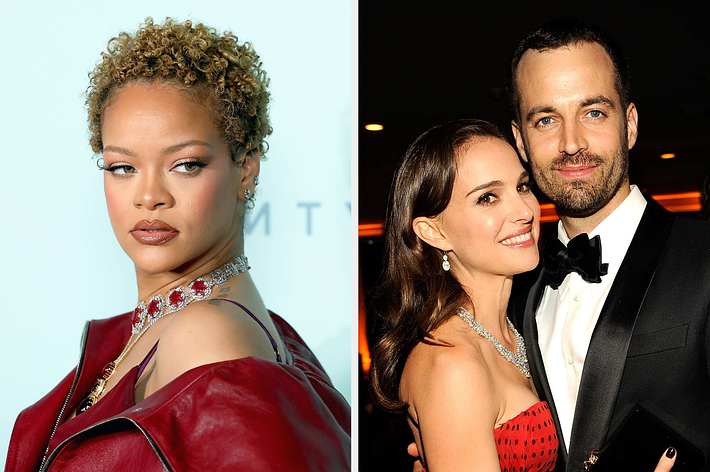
[
  {"x1": 365, "y1": 123, "x2": 384, "y2": 131},
  {"x1": 650, "y1": 191, "x2": 701, "y2": 212},
  {"x1": 540, "y1": 203, "x2": 558, "y2": 223},
  {"x1": 358, "y1": 192, "x2": 702, "y2": 237},
  {"x1": 660, "y1": 153, "x2": 676, "y2": 159},
  {"x1": 359, "y1": 265, "x2": 372, "y2": 374},
  {"x1": 359, "y1": 223, "x2": 385, "y2": 237}
]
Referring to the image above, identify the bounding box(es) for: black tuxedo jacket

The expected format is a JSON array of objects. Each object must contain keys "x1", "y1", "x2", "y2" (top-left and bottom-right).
[{"x1": 510, "y1": 198, "x2": 710, "y2": 472}]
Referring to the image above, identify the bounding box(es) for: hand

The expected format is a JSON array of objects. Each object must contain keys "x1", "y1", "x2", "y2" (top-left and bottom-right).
[
  {"x1": 408, "y1": 442, "x2": 423, "y2": 472},
  {"x1": 653, "y1": 447, "x2": 676, "y2": 472}
]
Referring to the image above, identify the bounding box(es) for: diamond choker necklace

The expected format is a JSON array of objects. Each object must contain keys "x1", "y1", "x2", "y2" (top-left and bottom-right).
[
  {"x1": 77, "y1": 255, "x2": 250, "y2": 415},
  {"x1": 457, "y1": 307, "x2": 530, "y2": 378}
]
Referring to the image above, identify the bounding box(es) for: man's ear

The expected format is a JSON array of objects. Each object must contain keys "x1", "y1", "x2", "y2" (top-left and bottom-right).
[
  {"x1": 511, "y1": 121, "x2": 528, "y2": 162},
  {"x1": 412, "y1": 216, "x2": 449, "y2": 251},
  {"x1": 625, "y1": 103, "x2": 639, "y2": 150},
  {"x1": 239, "y1": 148, "x2": 260, "y2": 200}
]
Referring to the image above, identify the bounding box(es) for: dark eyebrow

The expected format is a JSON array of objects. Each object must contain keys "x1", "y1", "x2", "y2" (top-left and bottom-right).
[
  {"x1": 525, "y1": 106, "x2": 555, "y2": 122},
  {"x1": 102, "y1": 140, "x2": 213, "y2": 157},
  {"x1": 162, "y1": 140, "x2": 214, "y2": 155},
  {"x1": 525, "y1": 95, "x2": 616, "y2": 123},
  {"x1": 518, "y1": 170, "x2": 531, "y2": 182},
  {"x1": 102, "y1": 145, "x2": 136, "y2": 156},
  {"x1": 466, "y1": 180, "x2": 503, "y2": 198},
  {"x1": 580, "y1": 95, "x2": 616, "y2": 109}
]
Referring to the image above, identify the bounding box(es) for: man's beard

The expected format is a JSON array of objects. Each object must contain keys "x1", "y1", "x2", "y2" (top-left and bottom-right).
[{"x1": 525, "y1": 138, "x2": 629, "y2": 218}]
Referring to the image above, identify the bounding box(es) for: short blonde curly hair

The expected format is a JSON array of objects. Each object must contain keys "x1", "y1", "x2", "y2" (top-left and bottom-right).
[{"x1": 87, "y1": 17, "x2": 272, "y2": 164}]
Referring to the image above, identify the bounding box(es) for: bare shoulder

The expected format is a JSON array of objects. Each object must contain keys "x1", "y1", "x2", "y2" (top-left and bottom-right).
[
  {"x1": 151, "y1": 299, "x2": 278, "y2": 388},
  {"x1": 401, "y1": 337, "x2": 501, "y2": 470},
  {"x1": 402, "y1": 339, "x2": 497, "y2": 414}
]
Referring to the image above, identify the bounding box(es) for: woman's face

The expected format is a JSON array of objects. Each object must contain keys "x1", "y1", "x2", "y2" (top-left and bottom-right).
[
  {"x1": 437, "y1": 137, "x2": 541, "y2": 279},
  {"x1": 101, "y1": 83, "x2": 243, "y2": 276}
]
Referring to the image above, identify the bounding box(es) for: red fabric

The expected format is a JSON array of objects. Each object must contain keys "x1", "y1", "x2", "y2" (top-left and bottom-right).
[
  {"x1": 5, "y1": 315, "x2": 130, "y2": 472},
  {"x1": 495, "y1": 401, "x2": 558, "y2": 472},
  {"x1": 5, "y1": 312, "x2": 351, "y2": 472}
]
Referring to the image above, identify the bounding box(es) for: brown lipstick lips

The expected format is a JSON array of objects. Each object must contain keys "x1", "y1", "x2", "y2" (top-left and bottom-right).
[{"x1": 130, "y1": 220, "x2": 179, "y2": 245}]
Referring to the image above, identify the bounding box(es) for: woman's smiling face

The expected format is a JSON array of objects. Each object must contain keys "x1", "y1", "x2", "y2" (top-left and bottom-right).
[
  {"x1": 101, "y1": 83, "x2": 245, "y2": 276},
  {"x1": 436, "y1": 138, "x2": 541, "y2": 280}
]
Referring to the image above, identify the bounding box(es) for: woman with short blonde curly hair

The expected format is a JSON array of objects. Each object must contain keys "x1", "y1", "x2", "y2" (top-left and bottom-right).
[
  {"x1": 5, "y1": 17, "x2": 350, "y2": 472},
  {"x1": 86, "y1": 17, "x2": 272, "y2": 164}
]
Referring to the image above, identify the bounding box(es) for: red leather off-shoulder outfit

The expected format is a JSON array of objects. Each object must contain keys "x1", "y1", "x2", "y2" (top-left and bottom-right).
[{"x1": 5, "y1": 311, "x2": 351, "y2": 472}]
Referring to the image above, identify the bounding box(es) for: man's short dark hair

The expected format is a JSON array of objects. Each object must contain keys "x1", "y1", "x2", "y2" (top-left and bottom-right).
[{"x1": 507, "y1": 18, "x2": 631, "y2": 125}]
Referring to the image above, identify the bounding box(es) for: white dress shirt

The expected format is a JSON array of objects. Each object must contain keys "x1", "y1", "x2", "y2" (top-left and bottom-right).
[{"x1": 535, "y1": 185, "x2": 647, "y2": 446}]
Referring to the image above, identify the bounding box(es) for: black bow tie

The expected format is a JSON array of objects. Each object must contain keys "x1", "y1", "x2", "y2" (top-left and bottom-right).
[{"x1": 542, "y1": 233, "x2": 609, "y2": 289}]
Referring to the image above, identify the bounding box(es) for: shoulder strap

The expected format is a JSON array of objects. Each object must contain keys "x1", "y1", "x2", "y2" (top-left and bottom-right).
[
  {"x1": 213, "y1": 299, "x2": 282, "y2": 363},
  {"x1": 137, "y1": 342, "x2": 160, "y2": 379}
]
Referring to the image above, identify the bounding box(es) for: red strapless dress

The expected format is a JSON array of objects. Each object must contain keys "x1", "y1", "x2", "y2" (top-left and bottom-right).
[
  {"x1": 495, "y1": 401, "x2": 558, "y2": 472},
  {"x1": 421, "y1": 401, "x2": 559, "y2": 472}
]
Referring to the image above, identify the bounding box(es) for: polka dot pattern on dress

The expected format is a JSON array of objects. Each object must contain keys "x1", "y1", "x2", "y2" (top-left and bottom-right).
[{"x1": 495, "y1": 401, "x2": 558, "y2": 472}]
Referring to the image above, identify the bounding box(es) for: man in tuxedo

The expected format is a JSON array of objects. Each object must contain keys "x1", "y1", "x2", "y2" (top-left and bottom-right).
[{"x1": 508, "y1": 19, "x2": 710, "y2": 471}]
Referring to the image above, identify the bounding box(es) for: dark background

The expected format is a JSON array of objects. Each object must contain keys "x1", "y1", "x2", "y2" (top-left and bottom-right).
[{"x1": 358, "y1": 1, "x2": 710, "y2": 471}]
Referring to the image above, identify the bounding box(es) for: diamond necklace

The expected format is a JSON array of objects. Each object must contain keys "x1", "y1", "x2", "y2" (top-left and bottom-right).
[
  {"x1": 76, "y1": 255, "x2": 250, "y2": 415},
  {"x1": 457, "y1": 307, "x2": 530, "y2": 378}
]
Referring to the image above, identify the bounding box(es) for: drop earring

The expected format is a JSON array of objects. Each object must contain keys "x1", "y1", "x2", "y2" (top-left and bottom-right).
[
  {"x1": 442, "y1": 252, "x2": 450, "y2": 272},
  {"x1": 244, "y1": 189, "x2": 252, "y2": 200}
]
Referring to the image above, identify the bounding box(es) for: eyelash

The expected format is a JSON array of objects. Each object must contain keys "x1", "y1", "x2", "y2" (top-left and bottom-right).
[
  {"x1": 101, "y1": 164, "x2": 135, "y2": 175},
  {"x1": 535, "y1": 109, "x2": 605, "y2": 127},
  {"x1": 173, "y1": 160, "x2": 208, "y2": 173},
  {"x1": 477, "y1": 192, "x2": 498, "y2": 205},
  {"x1": 536, "y1": 117, "x2": 553, "y2": 128},
  {"x1": 587, "y1": 109, "x2": 604, "y2": 119},
  {"x1": 99, "y1": 160, "x2": 208, "y2": 175},
  {"x1": 476, "y1": 181, "x2": 534, "y2": 205},
  {"x1": 518, "y1": 180, "x2": 534, "y2": 193}
]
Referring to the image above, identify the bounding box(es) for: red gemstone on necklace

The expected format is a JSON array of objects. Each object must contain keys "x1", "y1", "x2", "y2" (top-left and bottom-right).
[
  {"x1": 77, "y1": 396, "x2": 94, "y2": 415},
  {"x1": 91, "y1": 378, "x2": 106, "y2": 396},
  {"x1": 102, "y1": 362, "x2": 115, "y2": 378},
  {"x1": 169, "y1": 290, "x2": 185, "y2": 307},
  {"x1": 132, "y1": 307, "x2": 141, "y2": 326},
  {"x1": 192, "y1": 280, "x2": 207, "y2": 295},
  {"x1": 148, "y1": 299, "x2": 161, "y2": 317}
]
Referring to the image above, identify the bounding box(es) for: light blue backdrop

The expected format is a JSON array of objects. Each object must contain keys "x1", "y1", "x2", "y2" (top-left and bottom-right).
[{"x1": 0, "y1": 0, "x2": 351, "y2": 462}]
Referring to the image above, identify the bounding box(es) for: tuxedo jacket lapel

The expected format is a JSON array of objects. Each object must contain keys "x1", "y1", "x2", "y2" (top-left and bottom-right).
[
  {"x1": 523, "y1": 270, "x2": 570, "y2": 470},
  {"x1": 566, "y1": 200, "x2": 674, "y2": 470}
]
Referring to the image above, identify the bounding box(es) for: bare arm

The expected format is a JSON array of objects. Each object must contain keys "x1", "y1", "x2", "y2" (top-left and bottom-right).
[{"x1": 401, "y1": 346, "x2": 501, "y2": 472}]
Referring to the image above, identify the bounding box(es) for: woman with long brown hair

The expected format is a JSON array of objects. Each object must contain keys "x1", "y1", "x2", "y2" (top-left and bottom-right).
[{"x1": 370, "y1": 119, "x2": 551, "y2": 471}]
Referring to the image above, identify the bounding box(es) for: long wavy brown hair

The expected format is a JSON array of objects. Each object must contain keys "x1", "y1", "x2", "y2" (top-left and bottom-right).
[{"x1": 369, "y1": 119, "x2": 507, "y2": 414}]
